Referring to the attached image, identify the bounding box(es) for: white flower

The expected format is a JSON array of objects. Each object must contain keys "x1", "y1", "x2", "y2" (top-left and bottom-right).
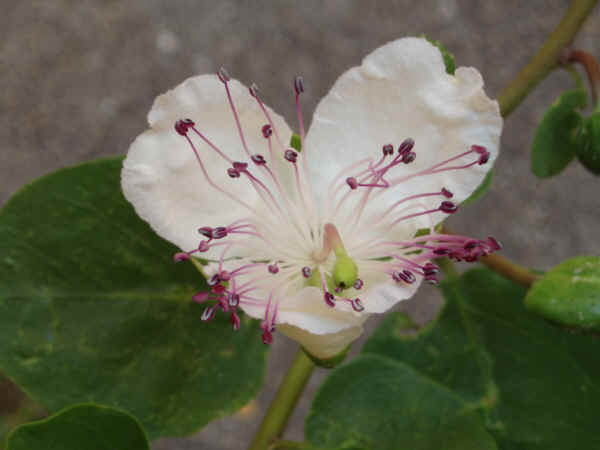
[{"x1": 122, "y1": 37, "x2": 502, "y2": 359}]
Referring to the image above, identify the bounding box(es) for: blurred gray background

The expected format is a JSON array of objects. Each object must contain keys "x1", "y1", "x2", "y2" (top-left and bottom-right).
[{"x1": 1, "y1": 1, "x2": 599, "y2": 449}]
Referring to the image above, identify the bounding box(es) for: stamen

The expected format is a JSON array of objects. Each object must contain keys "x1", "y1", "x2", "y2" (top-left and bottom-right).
[
  {"x1": 397, "y1": 138, "x2": 415, "y2": 155},
  {"x1": 173, "y1": 252, "x2": 189, "y2": 262},
  {"x1": 198, "y1": 227, "x2": 213, "y2": 239},
  {"x1": 439, "y1": 201, "x2": 458, "y2": 214},
  {"x1": 382, "y1": 144, "x2": 394, "y2": 156},
  {"x1": 350, "y1": 298, "x2": 364, "y2": 312},
  {"x1": 262, "y1": 124, "x2": 273, "y2": 138},
  {"x1": 284, "y1": 149, "x2": 298, "y2": 163},
  {"x1": 193, "y1": 292, "x2": 209, "y2": 303},
  {"x1": 174, "y1": 118, "x2": 195, "y2": 136},
  {"x1": 201, "y1": 305, "x2": 217, "y2": 322},
  {"x1": 302, "y1": 266, "x2": 312, "y2": 278},
  {"x1": 231, "y1": 312, "x2": 241, "y2": 331},
  {"x1": 353, "y1": 278, "x2": 363, "y2": 290},
  {"x1": 217, "y1": 67, "x2": 230, "y2": 83},
  {"x1": 212, "y1": 227, "x2": 228, "y2": 239},
  {"x1": 251, "y1": 154, "x2": 266, "y2": 165},
  {"x1": 268, "y1": 262, "x2": 279, "y2": 274}
]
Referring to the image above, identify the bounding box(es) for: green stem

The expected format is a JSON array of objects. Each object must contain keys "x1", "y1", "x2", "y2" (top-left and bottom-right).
[
  {"x1": 498, "y1": 0, "x2": 598, "y2": 117},
  {"x1": 248, "y1": 349, "x2": 315, "y2": 450}
]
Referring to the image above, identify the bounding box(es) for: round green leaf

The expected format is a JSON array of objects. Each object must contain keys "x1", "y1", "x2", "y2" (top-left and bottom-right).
[
  {"x1": 525, "y1": 256, "x2": 600, "y2": 330},
  {"x1": 576, "y1": 112, "x2": 600, "y2": 175},
  {"x1": 0, "y1": 158, "x2": 269, "y2": 439},
  {"x1": 6, "y1": 403, "x2": 148, "y2": 450},
  {"x1": 530, "y1": 89, "x2": 586, "y2": 178},
  {"x1": 364, "y1": 268, "x2": 600, "y2": 449},
  {"x1": 306, "y1": 355, "x2": 497, "y2": 450}
]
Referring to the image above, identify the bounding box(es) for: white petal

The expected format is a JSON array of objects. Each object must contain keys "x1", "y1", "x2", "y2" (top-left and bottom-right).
[
  {"x1": 305, "y1": 37, "x2": 502, "y2": 232},
  {"x1": 241, "y1": 285, "x2": 367, "y2": 334},
  {"x1": 278, "y1": 323, "x2": 363, "y2": 359},
  {"x1": 122, "y1": 75, "x2": 292, "y2": 257},
  {"x1": 360, "y1": 276, "x2": 422, "y2": 314}
]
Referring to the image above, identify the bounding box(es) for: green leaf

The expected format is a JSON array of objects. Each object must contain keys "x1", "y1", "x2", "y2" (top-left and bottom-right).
[
  {"x1": 462, "y1": 170, "x2": 493, "y2": 206},
  {"x1": 363, "y1": 268, "x2": 600, "y2": 449},
  {"x1": 0, "y1": 158, "x2": 269, "y2": 439},
  {"x1": 290, "y1": 133, "x2": 302, "y2": 152},
  {"x1": 525, "y1": 256, "x2": 600, "y2": 330},
  {"x1": 424, "y1": 36, "x2": 456, "y2": 74},
  {"x1": 306, "y1": 355, "x2": 497, "y2": 450},
  {"x1": 531, "y1": 89, "x2": 587, "y2": 178},
  {"x1": 6, "y1": 403, "x2": 148, "y2": 450},
  {"x1": 576, "y1": 112, "x2": 600, "y2": 175}
]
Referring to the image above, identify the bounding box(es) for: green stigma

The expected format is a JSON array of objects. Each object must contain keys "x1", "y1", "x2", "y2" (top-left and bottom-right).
[{"x1": 332, "y1": 254, "x2": 358, "y2": 289}]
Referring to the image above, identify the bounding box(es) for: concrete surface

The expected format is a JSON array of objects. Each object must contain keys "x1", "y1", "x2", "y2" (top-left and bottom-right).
[{"x1": 1, "y1": 1, "x2": 599, "y2": 449}]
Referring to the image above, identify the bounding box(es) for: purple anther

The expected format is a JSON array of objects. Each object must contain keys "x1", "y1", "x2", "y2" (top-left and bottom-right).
[
  {"x1": 425, "y1": 275, "x2": 440, "y2": 285},
  {"x1": 193, "y1": 292, "x2": 209, "y2": 303},
  {"x1": 433, "y1": 247, "x2": 449, "y2": 256},
  {"x1": 324, "y1": 292, "x2": 336, "y2": 308},
  {"x1": 228, "y1": 168, "x2": 240, "y2": 178},
  {"x1": 212, "y1": 284, "x2": 226, "y2": 295},
  {"x1": 423, "y1": 263, "x2": 440, "y2": 276},
  {"x1": 346, "y1": 177, "x2": 358, "y2": 190},
  {"x1": 284, "y1": 149, "x2": 298, "y2": 163},
  {"x1": 174, "y1": 118, "x2": 195, "y2": 136},
  {"x1": 261, "y1": 329, "x2": 273, "y2": 345},
  {"x1": 231, "y1": 312, "x2": 241, "y2": 331},
  {"x1": 440, "y1": 201, "x2": 458, "y2": 214},
  {"x1": 398, "y1": 138, "x2": 415, "y2": 155},
  {"x1": 487, "y1": 236, "x2": 502, "y2": 251},
  {"x1": 249, "y1": 83, "x2": 259, "y2": 97},
  {"x1": 402, "y1": 269, "x2": 416, "y2": 284},
  {"x1": 173, "y1": 252, "x2": 190, "y2": 262},
  {"x1": 393, "y1": 270, "x2": 415, "y2": 284},
  {"x1": 251, "y1": 154, "x2": 266, "y2": 165},
  {"x1": 228, "y1": 293, "x2": 240, "y2": 308},
  {"x1": 261, "y1": 124, "x2": 273, "y2": 138},
  {"x1": 478, "y1": 151, "x2": 490, "y2": 165},
  {"x1": 268, "y1": 264, "x2": 279, "y2": 274},
  {"x1": 402, "y1": 151, "x2": 416, "y2": 164},
  {"x1": 464, "y1": 240, "x2": 480, "y2": 251},
  {"x1": 334, "y1": 286, "x2": 342, "y2": 293},
  {"x1": 232, "y1": 161, "x2": 248, "y2": 171},
  {"x1": 198, "y1": 226, "x2": 213, "y2": 239},
  {"x1": 217, "y1": 296, "x2": 229, "y2": 312},
  {"x1": 219, "y1": 270, "x2": 231, "y2": 282},
  {"x1": 382, "y1": 144, "x2": 394, "y2": 156},
  {"x1": 212, "y1": 227, "x2": 228, "y2": 239},
  {"x1": 351, "y1": 298, "x2": 365, "y2": 312},
  {"x1": 198, "y1": 241, "x2": 210, "y2": 252},
  {"x1": 217, "y1": 67, "x2": 230, "y2": 83},
  {"x1": 294, "y1": 76, "x2": 304, "y2": 94},
  {"x1": 201, "y1": 306, "x2": 217, "y2": 322},
  {"x1": 441, "y1": 188, "x2": 453, "y2": 198},
  {"x1": 302, "y1": 266, "x2": 312, "y2": 278},
  {"x1": 471, "y1": 144, "x2": 487, "y2": 155},
  {"x1": 207, "y1": 273, "x2": 221, "y2": 287},
  {"x1": 353, "y1": 278, "x2": 364, "y2": 290}
]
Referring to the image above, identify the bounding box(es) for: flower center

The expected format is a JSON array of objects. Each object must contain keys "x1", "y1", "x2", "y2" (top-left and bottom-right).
[{"x1": 171, "y1": 68, "x2": 500, "y2": 346}]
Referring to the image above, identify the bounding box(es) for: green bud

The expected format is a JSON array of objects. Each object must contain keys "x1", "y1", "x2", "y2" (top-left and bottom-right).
[
  {"x1": 290, "y1": 133, "x2": 302, "y2": 152},
  {"x1": 332, "y1": 255, "x2": 358, "y2": 289},
  {"x1": 576, "y1": 112, "x2": 600, "y2": 175}
]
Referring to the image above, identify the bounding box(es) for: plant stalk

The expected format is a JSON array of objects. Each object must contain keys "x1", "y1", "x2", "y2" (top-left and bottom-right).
[
  {"x1": 498, "y1": 0, "x2": 598, "y2": 117},
  {"x1": 248, "y1": 349, "x2": 315, "y2": 450}
]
